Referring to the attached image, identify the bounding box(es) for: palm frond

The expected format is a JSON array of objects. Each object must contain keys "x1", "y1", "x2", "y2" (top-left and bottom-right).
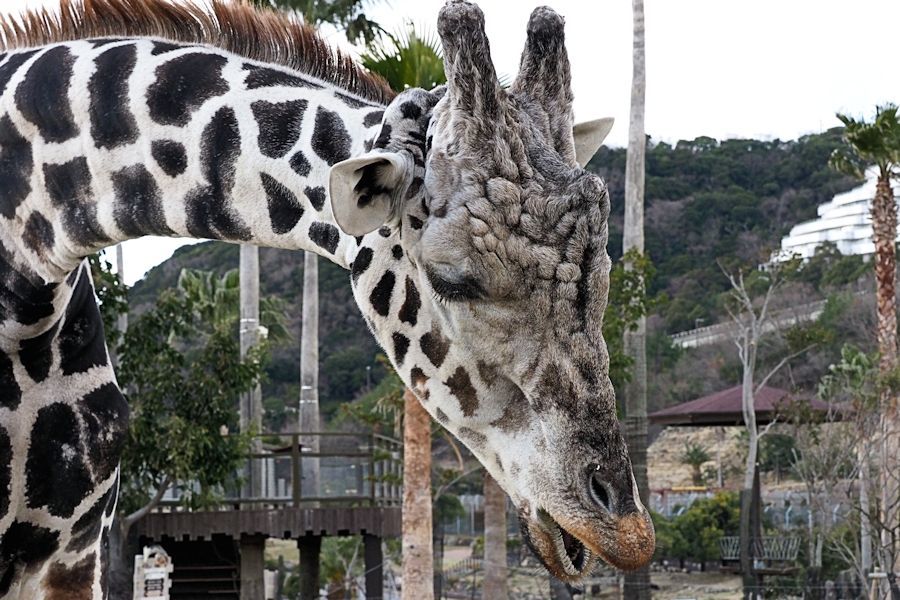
[{"x1": 361, "y1": 21, "x2": 446, "y2": 92}]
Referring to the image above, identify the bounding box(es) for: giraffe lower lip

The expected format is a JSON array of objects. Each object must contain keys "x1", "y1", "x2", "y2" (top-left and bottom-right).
[{"x1": 537, "y1": 510, "x2": 592, "y2": 577}]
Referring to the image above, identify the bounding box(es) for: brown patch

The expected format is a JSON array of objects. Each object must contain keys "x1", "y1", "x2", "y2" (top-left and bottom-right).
[
  {"x1": 475, "y1": 360, "x2": 498, "y2": 386},
  {"x1": 434, "y1": 407, "x2": 449, "y2": 423},
  {"x1": 419, "y1": 324, "x2": 450, "y2": 368},
  {"x1": 445, "y1": 366, "x2": 479, "y2": 417},
  {"x1": 490, "y1": 388, "x2": 529, "y2": 434},
  {"x1": 0, "y1": 0, "x2": 393, "y2": 104},
  {"x1": 410, "y1": 366, "x2": 429, "y2": 400},
  {"x1": 457, "y1": 426, "x2": 486, "y2": 451},
  {"x1": 43, "y1": 553, "x2": 95, "y2": 600}
]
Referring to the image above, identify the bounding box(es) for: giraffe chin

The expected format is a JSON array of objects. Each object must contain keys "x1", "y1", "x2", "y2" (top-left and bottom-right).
[{"x1": 520, "y1": 509, "x2": 655, "y2": 582}]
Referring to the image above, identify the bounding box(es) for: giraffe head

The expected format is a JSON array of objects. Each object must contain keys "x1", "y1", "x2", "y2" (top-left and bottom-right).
[{"x1": 330, "y1": 0, "x2": 654, "y2": 580}]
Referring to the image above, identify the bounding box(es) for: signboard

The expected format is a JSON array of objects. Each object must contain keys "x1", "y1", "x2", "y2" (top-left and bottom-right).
[{"x1": 134, "y1": 546, "x2": 173, "y2": 600}]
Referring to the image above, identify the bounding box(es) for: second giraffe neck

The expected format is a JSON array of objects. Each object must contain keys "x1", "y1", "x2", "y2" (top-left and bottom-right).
[{"x1": 2, "y1": 38, "x2": 386, "y2": 284}]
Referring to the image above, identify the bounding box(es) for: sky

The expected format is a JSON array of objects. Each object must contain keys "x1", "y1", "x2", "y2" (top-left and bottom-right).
[{"x1": 2, "y1": 0, "x2": 899, "y2": 283}]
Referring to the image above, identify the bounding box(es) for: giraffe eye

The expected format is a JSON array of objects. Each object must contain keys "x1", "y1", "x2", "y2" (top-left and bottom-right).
[{"x1": 426, "y1": 268, "x2": 483, "y2": 302}]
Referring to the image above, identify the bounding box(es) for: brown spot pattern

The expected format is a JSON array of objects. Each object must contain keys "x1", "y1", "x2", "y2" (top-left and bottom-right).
[
  {"x1": 491, "y1": 389, "x2": 529, "y2": 434},
  {"x1": 419, "y1": 324, "x2": 449, "y2": 368},
  {"x1": 458, "y1": 426, "x2": 486, "y2": 451},
  {"x1": 43, "y1": 553, "x2": 95, "y2": 600},
  {"x1": 445, "y1": 366, "x2": 478, "y2": 417},
  {"x1": 410, "y1": 366, "x2": 429, "y2": 399}
]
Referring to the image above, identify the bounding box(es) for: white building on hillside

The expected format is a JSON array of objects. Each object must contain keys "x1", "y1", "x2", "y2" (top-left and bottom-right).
[{"x1": 777, "y1": 167, "x2": 898, "y2": 260}]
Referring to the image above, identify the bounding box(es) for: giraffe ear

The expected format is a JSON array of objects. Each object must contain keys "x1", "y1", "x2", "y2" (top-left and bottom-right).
[
  {"x1": 573, "y1": 118, "x2": 614, "y2": 168},
  {"x1": 329, "y1": 152, "x2": 410, "y2": 236}
]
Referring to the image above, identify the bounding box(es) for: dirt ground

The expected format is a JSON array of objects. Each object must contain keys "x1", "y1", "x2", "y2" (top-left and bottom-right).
[{"x1": 645, "y1": 571, "x2": 743, "y2": 600}]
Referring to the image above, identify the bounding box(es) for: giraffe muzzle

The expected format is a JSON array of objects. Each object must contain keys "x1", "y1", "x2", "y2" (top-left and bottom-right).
[{"x1": 520, "y1": 502, "x2": 655, "y2": 582}]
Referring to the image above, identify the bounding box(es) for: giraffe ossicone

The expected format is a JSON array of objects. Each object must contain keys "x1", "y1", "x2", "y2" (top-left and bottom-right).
[{"x1": 0, "y1": 0, "x2": 653, "y2": 596}]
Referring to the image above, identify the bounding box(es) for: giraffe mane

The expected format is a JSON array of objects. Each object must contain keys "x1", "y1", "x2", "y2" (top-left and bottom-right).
[{"x1": 0, "y1": 0, "x2": 396, "y2": 104}]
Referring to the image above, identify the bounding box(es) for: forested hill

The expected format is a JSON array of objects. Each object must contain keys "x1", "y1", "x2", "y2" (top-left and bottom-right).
[
  {"x1": 588, "y1": 127, "x2": 858, "y2": 332},
  {"x1": 130, "y1": 128, "x2": 860, "y2": 420}
]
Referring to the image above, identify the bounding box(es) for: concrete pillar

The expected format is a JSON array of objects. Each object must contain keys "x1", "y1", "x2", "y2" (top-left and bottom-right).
[
  {"x1": 297, "y1": 535, "x2": 321, "y2": 600},
  {"x1": 240, "y1": 244, "x2": 263, "y2": 499},
  {"x1": 364, "y1": 534, "x2": 383, "y2": 600},
  {"x1": 240, "y1": 534, "x2": 266, "y2": 600}
]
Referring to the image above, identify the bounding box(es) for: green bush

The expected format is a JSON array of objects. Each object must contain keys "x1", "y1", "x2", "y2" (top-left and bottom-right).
[{"x1": 654, "y1": 491, "x2": 740, "y2": 563}]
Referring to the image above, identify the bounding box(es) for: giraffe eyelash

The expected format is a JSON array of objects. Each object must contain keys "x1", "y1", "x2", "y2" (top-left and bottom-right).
[{"x1": 426, "y1": 268, "x2": 484, "y2": 303}]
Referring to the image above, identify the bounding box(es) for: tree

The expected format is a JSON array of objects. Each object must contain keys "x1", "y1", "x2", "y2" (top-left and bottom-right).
[
  {"x1": 402, "y1": 388, "x2": 434, "y2": 600},
  {"x1": 818, "y1": 345, "x2": 900, "y2": 597},
  {"x1": 622, "y1": 0, "x2": 649, "y2": 597},
  {"x1": 299, "y1": 251, "x2": 320, "y2": 498},
  {"x1": 680, "y1": 442, "x2": 711, "y2": 487},
  {"x1": 723, "y1": 264, "x2": 812, "y2": 598},
  {"x1": 360, "y1": 25, "x2": 445, "y2": 92},
  {"x1": 249, "y1": 0, "x2": 384, "y2": 45},
  {"x1": 91, "y1": 261, "x2": 285, "y2": 592},
  {"x1": 483, "y1": 473, "x2": 507, "y2": 600},
  {"x1": 830, "y1": 104, "x2": 900, "y2": 580}
]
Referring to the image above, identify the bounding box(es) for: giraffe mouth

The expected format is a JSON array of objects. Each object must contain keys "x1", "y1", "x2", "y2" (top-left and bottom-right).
[{"x1": 520, "y1": 509, "x2": 598, "y2": 581}]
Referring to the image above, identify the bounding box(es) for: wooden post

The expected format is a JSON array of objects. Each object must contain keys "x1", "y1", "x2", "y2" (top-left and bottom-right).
[
  {"x1": 297, "y1": 535, "x2": 321, "y2": 600},
  {"x1": 239, "y1": 534, "x2": 265, "y2": 600},
  {"x1": 291, "y1": 433, "x2": 301, "y2": 505},
  {"x1": 364, "y1": 533, "x2": 383, "y2": 600}
]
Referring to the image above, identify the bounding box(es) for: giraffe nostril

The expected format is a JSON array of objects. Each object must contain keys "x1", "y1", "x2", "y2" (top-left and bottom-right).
[{"x1": 589, "y1": 469, "x2": 611, "y2": 514}]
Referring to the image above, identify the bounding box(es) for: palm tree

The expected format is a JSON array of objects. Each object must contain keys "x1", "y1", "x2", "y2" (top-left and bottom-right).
[
  {"x1": 238, "y1": 244, "x2": 264, "y2": 600},
  {"x1": 680, "y1": 442, "x2": 711, "y2": 487},
  {"x1": 622, "y1": 0, "x2": 650, "y2": 598},
  {"x1": 360, "y1": 26, "x2": 445, "y2": 92},
  {"x1": 831, "y1": 103, "x2": 900, "y2": 578},
  {"x1": 483, "y1": 473, "x2": 508, "y2": 599},
  {"x1": 362, "y1": 26, "x2": 444, "y2": 600},
  {"x1": 248, "y1": 0, "x2": 384, "y2": 45}
]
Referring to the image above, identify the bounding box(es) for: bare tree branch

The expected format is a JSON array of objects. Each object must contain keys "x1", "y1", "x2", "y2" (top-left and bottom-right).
[
  {"x1": 755, "y1": 345, "x2": 815, "y2": 395},
  {"x1": 122, "y1": 475, "x2": 175, "y2": 534}
]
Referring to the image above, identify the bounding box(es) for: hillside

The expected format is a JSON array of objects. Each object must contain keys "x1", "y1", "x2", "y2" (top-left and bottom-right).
[
  {"x1": 588, "y1": 128, "x2": 858, "y2": 331},
  {"x1": 130, "y1": 128, "x2": 863, "y2": 424}
]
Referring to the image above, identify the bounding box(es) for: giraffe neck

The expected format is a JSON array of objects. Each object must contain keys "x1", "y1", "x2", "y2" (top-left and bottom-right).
[{"x1": 1, "y1": 38, "x2": 383, "y2": 290}]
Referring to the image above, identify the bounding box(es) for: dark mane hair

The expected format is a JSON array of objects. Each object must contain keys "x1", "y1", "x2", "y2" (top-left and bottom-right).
[{"x1": 0, "y1": 0, "x2": 395, "y2": 104}]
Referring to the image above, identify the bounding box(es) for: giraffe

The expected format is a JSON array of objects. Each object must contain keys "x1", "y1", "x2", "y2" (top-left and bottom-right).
[{"x1": 0, "y1": 0, "x2": 655, "y2": 596}]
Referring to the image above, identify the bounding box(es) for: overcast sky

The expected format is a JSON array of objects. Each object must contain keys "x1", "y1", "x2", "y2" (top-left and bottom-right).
[{"x1": 3, "y1": 0, "x2": 899, "y2": 283}]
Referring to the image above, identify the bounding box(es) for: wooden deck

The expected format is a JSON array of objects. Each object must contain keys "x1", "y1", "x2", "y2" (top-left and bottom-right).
[
  {"x1": 136, "y1": 432, "x2": 404, "y2": 542},
  {"x1": 137, "y1": 505, "x2": 402, "y2": 540}
]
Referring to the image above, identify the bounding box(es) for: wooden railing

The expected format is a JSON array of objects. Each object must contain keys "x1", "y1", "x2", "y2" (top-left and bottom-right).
[{"x1": 158, "y1": 431, "x2": 402, "y2": 510}]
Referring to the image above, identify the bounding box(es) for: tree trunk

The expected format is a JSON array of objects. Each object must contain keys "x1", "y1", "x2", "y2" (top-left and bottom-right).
[
  {"x1": 871, "y1": 174, "x2": 900, "y2": 574},
  {"x1": 239, "y1": 244, "x2": 263, "y2": 498},
  {"x1": 623, "y1": 0, "x2": 650, "y2": 598},
  {"x1": 402, "y1": 389, "x2": 433, "y2": 600},
  {"x1": 108, "y1": 518, "x2": 134, "y2": 600},
  {"x1": 299, "y1": 251, "x2": 320, "y2": 499},
  {"x1": 483, "y1": 472, "x2": 508, "y2": 600},
  {"x1": 859, "y1": 443, "x2": 872, "y2": 579},
  {"x1": 115, "y1": 243, "x2": 128, "y2": 335},
  {"x1": 740, "y1": 355, "x2": 759, "y2": 599}
]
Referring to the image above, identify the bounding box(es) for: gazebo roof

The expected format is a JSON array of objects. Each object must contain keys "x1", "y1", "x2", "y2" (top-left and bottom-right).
[{"x1": 648, "y1": 385, "x2": 834, "y2": 427}]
